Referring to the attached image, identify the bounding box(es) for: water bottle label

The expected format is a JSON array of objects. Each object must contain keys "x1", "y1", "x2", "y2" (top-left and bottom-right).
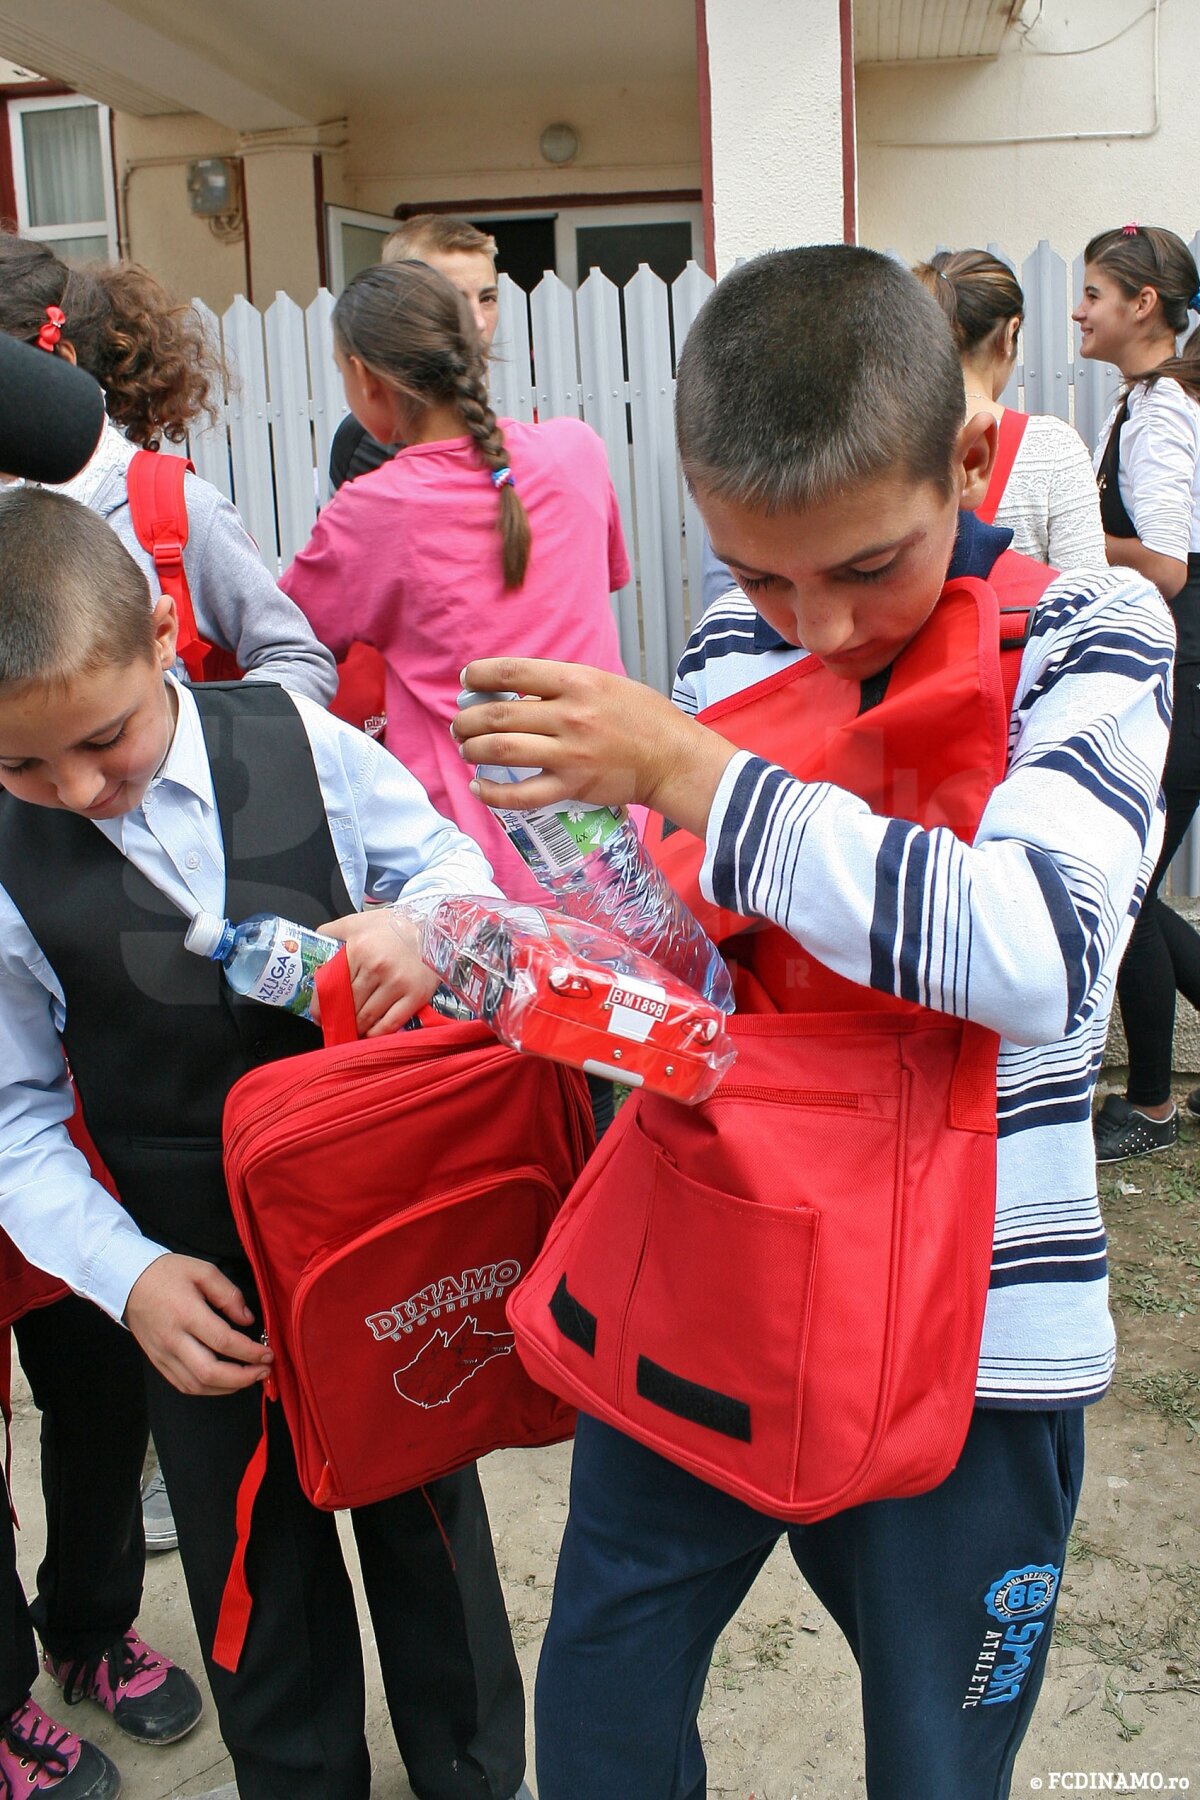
[
  {"x1": 507, "y1": 802, "x2": 624, "y2": 876},
  {"x1": 249, "y1": 929, "x2": 336, "y2": 1016}
]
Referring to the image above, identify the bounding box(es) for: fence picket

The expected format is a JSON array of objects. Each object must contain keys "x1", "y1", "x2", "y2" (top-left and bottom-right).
[
  {"x1": 186, "y1": 300, "x2": 233, "y2": 499},
  {"x1": 671, "y1": 262, "x2": 716, "y2": 630},
  {"x1": 306, "y1": 288, "x2": 345, "y2": 508},
  {"x1": 577, "y1": 267, "x2": 640, "y2": 672},
  {"x1": 626, "y1": 264, "x2": 682, "y2": 692},
  {"x1": 1021, "y1": 241, "x2": 1070, "y2": 420},
  {"x1": 490, "y1": 274, "x2": 535, "y2": 424},
  {"x1": 530, "y1": 272, "x2": 581, "y2": 420},
  {"x1": 222, "y1": 294, "x2": 278, "y2": 567},
  {"x1": 265, "y1": 292, "x2": 318, "y2": 568}
]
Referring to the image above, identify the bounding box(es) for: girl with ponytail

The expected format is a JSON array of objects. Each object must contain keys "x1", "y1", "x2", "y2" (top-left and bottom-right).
[
  {"x1": 0, "y1": 232, "x2": 335, "y2": 704},
  {"x1": 284, "y1": 258, "x2": 632, "y2": 904},
  {"x1": 1073, "y1": 223, "x2": 1200, "y2": 1160}
]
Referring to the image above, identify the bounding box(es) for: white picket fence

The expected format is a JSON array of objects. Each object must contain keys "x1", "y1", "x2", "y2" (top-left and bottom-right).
[{"x1": 168, "y1": 237, "x2": 1200, "y2": 886}]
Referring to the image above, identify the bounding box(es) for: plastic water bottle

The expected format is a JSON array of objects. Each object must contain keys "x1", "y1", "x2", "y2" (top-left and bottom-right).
[
  {"x1": 184, "y1": 910, "x2": 343, "y2": 1021},
  {"x1": 458, "y1": 690, "x2": 733, "y2": 1011}
]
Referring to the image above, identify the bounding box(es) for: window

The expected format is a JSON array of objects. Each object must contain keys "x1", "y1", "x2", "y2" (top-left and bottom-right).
[
  {"x1": 8, "y1": 94, "x2": 116, "y2": 262},
  {"x1": 324, "y1": 206, "x2": 394, "y2": 292}
]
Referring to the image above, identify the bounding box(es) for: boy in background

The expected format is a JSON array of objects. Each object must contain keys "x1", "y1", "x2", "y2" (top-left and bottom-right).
[{"x1": 453, "y1": 246, "x2": 1173, "y2": 1800}]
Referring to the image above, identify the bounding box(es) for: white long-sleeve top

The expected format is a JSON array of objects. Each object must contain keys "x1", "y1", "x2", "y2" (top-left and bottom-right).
[
  {"x1": 0, "y1": 677, "x2": 499, "y2": 1321},
  {"x1": 1093, "y1": 376, "x2": 1200, "y2": 561},
  {"x1": 674, "y1": 546, "x2": 1172, "y2": 1408},
  {"x1": 993, "y1": 412, "x2": 1107, "y2": 570}
]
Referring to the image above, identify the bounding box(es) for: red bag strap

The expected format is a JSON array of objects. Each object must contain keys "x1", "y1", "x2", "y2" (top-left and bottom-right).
[
  {"x1": 315, "y1": 951, "x2": 358, "y2": 1046},
  {"x1": 212, "y1": 1383, "x2": 271, "y2": 1673},
  {"x1": 976, "y1": 408, "x2": 1029, "y2": 526},
  {"x1": 125, "y1": 450, "x2": 208, "y2": 683}
]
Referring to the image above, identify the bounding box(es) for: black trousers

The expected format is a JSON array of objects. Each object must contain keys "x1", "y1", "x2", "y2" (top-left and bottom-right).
[
  {"x1": 1118, "y1": 666, "x2": 1200, "y2": 1105},
  {"x1": 0, "y1": 1295, "x2": 148, "y2": 1719},
  {"x1": 144, "y1": 1352, "x2": 525, "y2": 1800}
]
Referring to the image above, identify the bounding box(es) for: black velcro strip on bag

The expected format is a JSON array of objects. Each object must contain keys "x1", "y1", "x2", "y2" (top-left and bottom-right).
[
  {"x1": 549, "y1": 1275, "x2": 597, "y2": 1356},
  {"x1": 636, "y1": 1356, "x2": 751, "y2": 1442}
]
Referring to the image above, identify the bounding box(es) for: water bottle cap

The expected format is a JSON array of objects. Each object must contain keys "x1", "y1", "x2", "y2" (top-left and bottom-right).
[
  {"x1": 184, "y1": 910, "x2": 230, "y2": 959},
  {"x1": 457, "y1": 688, "x2": 518, "y2": 710}
]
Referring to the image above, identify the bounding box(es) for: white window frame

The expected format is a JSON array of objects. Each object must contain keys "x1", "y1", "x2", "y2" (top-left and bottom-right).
[
  {"x1": 324, "y1": 204, "x2": 396, "y2": 292},
  {"x1": 326, "y1": 198, "x2": 703, "y2": 293},
  {"x1": 549, "y1": 201, "x2": 704, "y2": 288},
  {"x1": 8, "y1": 92, "x2": 117, "y2": 260}
]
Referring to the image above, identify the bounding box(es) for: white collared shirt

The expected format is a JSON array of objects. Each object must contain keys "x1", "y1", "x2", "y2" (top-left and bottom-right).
[{"x1": 0, "y1": 677, "x2": 500, "y2": 1320}]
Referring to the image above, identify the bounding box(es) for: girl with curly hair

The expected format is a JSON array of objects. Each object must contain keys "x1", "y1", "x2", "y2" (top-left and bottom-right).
[{"x1": 0, "y1": 233, "x2": 334, "y2": 703}]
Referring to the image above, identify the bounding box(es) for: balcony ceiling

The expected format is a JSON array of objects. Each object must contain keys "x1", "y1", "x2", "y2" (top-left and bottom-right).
[
  {"x1": 854, "y1": 0, "x2": 1027, "y2": 64},
  {"x1": 0, "y1": 0, "x2": 1026, "y2": 135}
]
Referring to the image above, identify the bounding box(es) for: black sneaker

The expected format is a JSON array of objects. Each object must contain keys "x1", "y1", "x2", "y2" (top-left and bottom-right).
[
  {"x1": 1186, "y1": 1088, "x2": 1200, "y2": 1120},
  {"x1": 0, "y1": 1696, "x2": 121, "y2": 1797},
  {"x1": 1093, "y1": 1094, "x2": 1178, "y2": 1163}
]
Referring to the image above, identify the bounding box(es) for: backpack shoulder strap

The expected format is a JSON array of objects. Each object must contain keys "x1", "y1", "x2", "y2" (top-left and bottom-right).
[
  {"x1": 976, "y1": 408, "x2": 1029, "y2": 527},
  {"x1": 126, "y1": 450, "x2": 207, "y2": 681}
]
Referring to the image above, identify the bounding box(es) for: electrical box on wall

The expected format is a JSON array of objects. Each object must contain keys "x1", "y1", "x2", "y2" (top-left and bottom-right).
[{"x1": 186, "y1": 157, "x2": 242, "y2": 218}]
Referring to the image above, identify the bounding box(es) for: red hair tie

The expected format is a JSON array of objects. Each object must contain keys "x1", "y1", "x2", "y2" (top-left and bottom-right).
[
  {"x1": 35, "y1": 304, "x2": 66, "y2": 352},
  {"x1": 1121, "y1": 222, "x2": 1140, "y2": 237}
]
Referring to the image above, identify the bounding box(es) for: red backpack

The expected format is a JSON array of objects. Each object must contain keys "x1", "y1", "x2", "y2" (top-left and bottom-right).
[
  {"x1": 125, "y1": 450, "x2": 241, "y2": 684},
  {"x1": 510, "y1": 571, "x2": 1052, "y2": 1524},
  {"x1": 213, "y1": 954, "x2": 593, "y2": 1670}
]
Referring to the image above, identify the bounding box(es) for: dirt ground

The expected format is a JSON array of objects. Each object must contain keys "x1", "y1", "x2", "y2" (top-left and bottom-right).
[{"x1": 11, "y1": 1083, "x2": 1199, "y2": 1799}]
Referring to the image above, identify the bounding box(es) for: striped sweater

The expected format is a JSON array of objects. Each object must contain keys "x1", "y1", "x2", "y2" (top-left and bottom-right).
[{"x1": 675, "y1": 518, "x2": 1173, "y2": 1408}]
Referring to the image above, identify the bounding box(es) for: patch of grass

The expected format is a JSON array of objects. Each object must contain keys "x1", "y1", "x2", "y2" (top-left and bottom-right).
[
  {"x1": 1121, "y1": 1368, "x2": 1200, "y2": 1439},
  {"x1": 1101, "y1": 1674, "x2": 1145, "y2": 1742},
  {"x1": 750, "y1": 1617, "x2": 794, "y2": 1669},
  {"x1": 1111, "y1": 1267, "x2": 1176, "y2": 1316}
]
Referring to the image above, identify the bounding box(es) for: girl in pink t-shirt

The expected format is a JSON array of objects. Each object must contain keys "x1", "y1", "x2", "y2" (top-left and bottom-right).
[{"x1": 283, "y1": 259, "x2": 631, "y2": 902}]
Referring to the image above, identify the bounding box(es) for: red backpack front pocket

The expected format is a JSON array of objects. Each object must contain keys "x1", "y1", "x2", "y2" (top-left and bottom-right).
[{"x1": 291, "y1": 1164, "x2": 571, "y2": 1508}]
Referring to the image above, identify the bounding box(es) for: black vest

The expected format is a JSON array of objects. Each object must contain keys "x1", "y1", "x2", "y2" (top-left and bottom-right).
[
  {"x1": 0, "y1": 684, "x2": 353, "y2": 1264},
  {"x1": 1099, "y1": 394, "x2": 1200, "y2": 668}
]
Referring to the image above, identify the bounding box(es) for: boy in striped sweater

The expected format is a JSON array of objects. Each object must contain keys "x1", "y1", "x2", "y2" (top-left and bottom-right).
[{"x1": 453, "y1": 246, "x2": 1173, "y2": 1800}]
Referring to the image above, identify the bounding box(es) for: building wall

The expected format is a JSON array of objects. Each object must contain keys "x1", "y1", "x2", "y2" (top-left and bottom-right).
[
  {"x1": 704, "y1": 0, "x2": 846, "y2": 272},
  {"x1": 114, "y1": 112, "x2": 246, "y2": 312},
  {"x1": 344, "y1": 76, "x2": 699, "y2": 213},
  {"x1": 112, "y1": 71, "x2": 700, "y2": 310},
  {"x1": 857, "y1": 0, "x2": 1199, "y2": 268}
]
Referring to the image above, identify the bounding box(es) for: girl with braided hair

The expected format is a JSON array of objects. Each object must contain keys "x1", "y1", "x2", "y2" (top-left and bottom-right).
[{"x1": 284, "y1": 258, "x2": 631, "y2": 905}]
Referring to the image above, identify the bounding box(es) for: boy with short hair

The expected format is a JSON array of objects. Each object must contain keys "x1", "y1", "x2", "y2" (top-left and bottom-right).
[
  {"x1": 0, "y1": 487, "x2": 530, "y2": 1800},
  {"x1": 329, "y1": 213, "x2": 499, "y2": 490},
  {"x1": 452, "y1": 246, "x2": 1174, "y2": 1800}
]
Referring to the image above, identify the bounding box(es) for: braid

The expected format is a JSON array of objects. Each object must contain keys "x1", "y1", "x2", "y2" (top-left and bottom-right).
[{"x1": 454, "y1": 365, "x2": 531, "y2": 588}]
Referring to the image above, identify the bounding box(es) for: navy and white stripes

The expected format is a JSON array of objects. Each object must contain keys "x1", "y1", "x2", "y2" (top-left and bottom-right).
[{"x1": 676, "y1": 569, "x2": 1173, "y2": 1408}]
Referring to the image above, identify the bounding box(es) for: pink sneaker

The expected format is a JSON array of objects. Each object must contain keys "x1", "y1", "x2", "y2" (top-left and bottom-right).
[
  {"x1": 0, "y1": 1696, "x2": 120, "y2": 1797},
  {"x1": 42, "y1": 1630, "x2": 201, "y2": 1746}
]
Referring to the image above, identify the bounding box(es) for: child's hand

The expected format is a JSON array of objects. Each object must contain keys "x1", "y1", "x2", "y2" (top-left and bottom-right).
[
  {"x1": 123, "y1": 1255, "x2": 273, "y2": 1396},
  {"x1": 452, "y1": 658, "x2": 737, "y2": 837},
  {"x1": 318, "y1": 908, "x2": 438, "y2": 1036}
]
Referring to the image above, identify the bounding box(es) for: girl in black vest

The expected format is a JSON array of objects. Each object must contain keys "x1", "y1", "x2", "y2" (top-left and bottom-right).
[{"x1": 1075, "y1": 223, "x2": 1200, "y2": 1159}]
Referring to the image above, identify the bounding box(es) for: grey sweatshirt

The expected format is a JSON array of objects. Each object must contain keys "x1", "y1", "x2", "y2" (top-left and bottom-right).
[{"x1": 53, "y1": 422, "x2": 336, "y2": 705}]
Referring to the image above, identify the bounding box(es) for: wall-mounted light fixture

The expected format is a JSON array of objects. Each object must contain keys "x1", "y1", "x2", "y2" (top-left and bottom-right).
[
  {"x1": 185, "y1": 157, "x2": 245, "y2": 241},
  {"x1": 538, "y1": 122, "x2": 580, "y2": 166}
]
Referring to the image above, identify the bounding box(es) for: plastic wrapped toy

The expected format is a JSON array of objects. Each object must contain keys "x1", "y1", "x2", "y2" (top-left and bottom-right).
[{"x1": 406, "y1": 896, "x2": 736, "y2": 1105}]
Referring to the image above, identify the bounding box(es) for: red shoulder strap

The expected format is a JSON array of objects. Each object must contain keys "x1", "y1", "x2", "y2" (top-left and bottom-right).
[
  {"x1": 976, "y1": 408, "x2": 1029, "y2": 527},
  {"x1": 126, "y1": 450, "x2": 209, "y2": 681}
]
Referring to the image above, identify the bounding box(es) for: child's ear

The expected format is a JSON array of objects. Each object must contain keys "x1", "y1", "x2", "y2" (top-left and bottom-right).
[
  {"x1": 956, "y1": 411, "x2": 997, "y2": 513},
  {"x1": 150, "y1": 594, "x2": 179, "y2": 670}
]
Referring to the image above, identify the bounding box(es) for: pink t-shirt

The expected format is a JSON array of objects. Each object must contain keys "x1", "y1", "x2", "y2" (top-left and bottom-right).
[{"x1": 284, "y1": 415, "x2": 631, "y2": 902}]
